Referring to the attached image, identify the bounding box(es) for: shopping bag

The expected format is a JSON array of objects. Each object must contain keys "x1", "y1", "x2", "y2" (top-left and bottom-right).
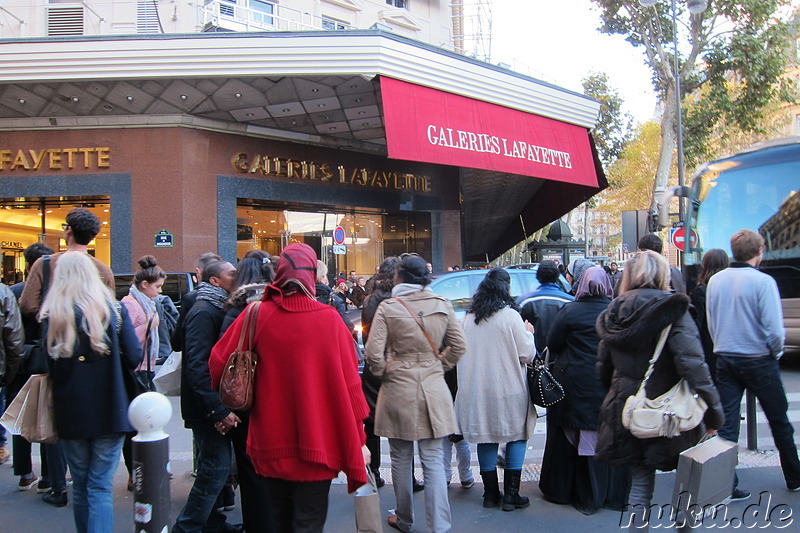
[
  {"x1": 354, "y1": 469, "x2": 382, "y2": 533},
  {"x1": 153, "y1": 351, "x2": 182, "y2": 396},
  {"x1": 671, "y1": 436, "x2": 737, "y2": 527},
  {"x1": 0, "y1": 375, "x2": 59, "y2": 444}
]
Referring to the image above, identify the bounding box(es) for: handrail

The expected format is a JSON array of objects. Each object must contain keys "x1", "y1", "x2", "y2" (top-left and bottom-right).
[{"x1": 202, "y1": 0, "x2": 353, "y2": 32}]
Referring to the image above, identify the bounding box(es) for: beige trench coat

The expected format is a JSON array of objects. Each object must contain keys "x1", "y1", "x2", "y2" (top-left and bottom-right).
[{"x1": 365, "y1": 290, "x2": 467, "y2": 441}]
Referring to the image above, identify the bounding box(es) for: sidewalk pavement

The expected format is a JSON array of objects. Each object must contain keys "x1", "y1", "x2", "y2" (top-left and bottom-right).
[{"x1": 2, "y1": 395, "x2": 800, "y2": 532}]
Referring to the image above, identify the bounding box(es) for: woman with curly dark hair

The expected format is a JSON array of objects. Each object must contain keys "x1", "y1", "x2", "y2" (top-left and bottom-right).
[
  {"x1": 690, "y1": 249, "x2": 729, "y2": 383},
  {"x1": 454, "y1": 267, "x2": 537, "y2": 511}
]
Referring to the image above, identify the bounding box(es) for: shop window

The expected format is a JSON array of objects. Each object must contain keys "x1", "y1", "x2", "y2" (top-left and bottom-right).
[
  {"x1": 251, "y1": 0, "x2": 275, "y2": 25},
  {"x1": 322, "y1": 16, "x2": 347, "y2": 30},
  {"x1": 386, "y1": 0, "x2": 407, "y2": 8},
  {"x1": 0, "y1": 197, "x2": 111, "y2": 282}
]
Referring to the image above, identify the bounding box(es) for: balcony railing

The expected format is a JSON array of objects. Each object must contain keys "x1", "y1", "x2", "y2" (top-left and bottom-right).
[{"x1": 201, "y1": 0, "x2": 353, "y2": 33}]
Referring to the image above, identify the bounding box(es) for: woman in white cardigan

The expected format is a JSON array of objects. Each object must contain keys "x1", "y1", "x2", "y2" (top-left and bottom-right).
[{"x1": 454, "y1": 267, "x2": 537, "y2": 511}]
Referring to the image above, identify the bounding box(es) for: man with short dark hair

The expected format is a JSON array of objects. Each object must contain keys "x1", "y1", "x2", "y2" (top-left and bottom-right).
[
  {"x1": 636, "y1": 233, "x2": 686, "y2": 294},
  {"x1": 171, "y1": 252, "x2": 222, "y2": 352},
  {"x1": 174, "y1": 260, "x2": 243, "y2": 533},
  {"x1": 19, "y1": 208, "x2": 113, "y2": 316},
  {"x1": 707, "y1": 229, "x2": 799, "y2": 499},
  {"x1": 516, "y1": 260, "x2": 573, "y2": 353}
]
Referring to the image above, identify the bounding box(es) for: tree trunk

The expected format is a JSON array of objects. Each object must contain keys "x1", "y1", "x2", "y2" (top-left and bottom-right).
[{"x1": 652, "y1": 86, "x2": 677, "y2": 216}]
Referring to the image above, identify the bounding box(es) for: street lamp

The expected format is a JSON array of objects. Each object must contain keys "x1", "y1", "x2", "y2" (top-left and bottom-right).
[{"x1": 639, "y1": 0, "x2": 707, "y2": 225}]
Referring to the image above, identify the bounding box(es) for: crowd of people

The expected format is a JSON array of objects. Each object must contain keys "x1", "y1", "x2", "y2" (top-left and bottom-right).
[{"x1": 0, "y1": 208, "x2": 795, "y2": 533}]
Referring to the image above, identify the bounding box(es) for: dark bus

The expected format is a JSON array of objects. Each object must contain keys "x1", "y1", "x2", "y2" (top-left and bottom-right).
[{"x1": 682, "y1": 137, "x2": 799, "y2": 346}]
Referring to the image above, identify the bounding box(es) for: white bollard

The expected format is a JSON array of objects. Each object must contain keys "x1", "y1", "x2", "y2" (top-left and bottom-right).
[{"x1": 129, "y1": 391, "x2": 172, "y2": 533}]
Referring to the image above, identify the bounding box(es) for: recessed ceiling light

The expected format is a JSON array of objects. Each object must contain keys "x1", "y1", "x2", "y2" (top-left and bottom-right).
[
  {"x1": 102, "y1": 104, "x2": 113, "y2": 111},
  {"x1": 234, "y1": 92, "x2": 242, "y2": 98},
  {"x1": 71, "y1": 96, "x2": 80, "y2": 102},
  {"x1": 126, "y1": 96, "x2": 134, "y2": 101},
  {"x1": 312, "y1": 88, "x2": 320, "y2": 93},
  {"x1": 350, "y1": 85, "x2": 358, "y2": 89},
  {"x1": 282, "y1": 108, "x2": 291, "y2": 113},
  {"x1": 246, "y1": 113, "x2": 254, "y2": 117},
  {"x1": 17, "y1": 98, "x2": 25, "y2": 104},
  {"x1": 358, "y1": 111, "x2": 366, "y2": 115},
  {"x1": 290, "y1": 120, "x2": 298, "y2": 126},
  {"x1": 354, "y1": 98, "x2": 362, "y2": 103},
  {"x1": 329, "y1": 126, "x2": 337, "y2": 131},
  {"x1": 317, "y1": 103, "x2": 325, "y2": 108},
  {"x1": 179, "y1": 94, "x2": 188, "y2": 100}
]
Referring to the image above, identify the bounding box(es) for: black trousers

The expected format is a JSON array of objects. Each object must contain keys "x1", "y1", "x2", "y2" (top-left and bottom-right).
[
  {"x1": 229, "y1": 416, "x2": 274, "y2": 533},
  {"x1": 263, "y1": 477, "x2": 332, "y2": 533}
]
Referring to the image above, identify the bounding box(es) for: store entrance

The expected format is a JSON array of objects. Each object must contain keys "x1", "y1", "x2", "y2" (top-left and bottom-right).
[
  {"x1": 0, "y1": 196, "x2": 111, "y2": 285},
  {"x1": 236, "y1": 200, "x2": 431, "y2": 280}
]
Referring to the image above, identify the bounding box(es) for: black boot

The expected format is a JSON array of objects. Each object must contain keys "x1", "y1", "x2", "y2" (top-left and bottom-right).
[
  {"x1": 502, "y1": 469, "x2": 529, "y2": 511},
  {"x1": 480, "y1": 470, "x2": 502, "y2": 508}
]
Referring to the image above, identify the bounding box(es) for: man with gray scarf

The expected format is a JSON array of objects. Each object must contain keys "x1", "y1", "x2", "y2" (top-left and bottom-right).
[{"x1": 174, "y1": 260, "x2": 243, "y2": 533}]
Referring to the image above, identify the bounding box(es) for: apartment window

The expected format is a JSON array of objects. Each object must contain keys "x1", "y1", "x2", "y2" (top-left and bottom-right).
[
  {"x1": 47, "y1": 0, "x2": 84, "y2": 36},
  {"x1": 137, "y1": 0, "x2": 160, "y2": 33},
  {"x1": 251, "y1": 0, "x2": 274, "y2": 25},
  {"x1": 386, "y1": 0, "x2": 407, "y2": 8},
  {"x1": 219, "y1": 0, "x2": 236, "y2": 17},
  {"x1": 322, "y1": 16, "x2": 347, "y2": 30}
]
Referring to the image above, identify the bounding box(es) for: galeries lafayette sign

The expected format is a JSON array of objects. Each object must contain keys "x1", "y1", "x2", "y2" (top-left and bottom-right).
[{"x1": 380, "y1": 77, "x2": 599, "y2": 187}]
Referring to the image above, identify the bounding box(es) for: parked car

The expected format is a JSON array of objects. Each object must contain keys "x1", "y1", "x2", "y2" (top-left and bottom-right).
[
  {"x1": 114, "y1": 271, "x2": 196, "y2": 308},
  {"x1": 429, "y1": 266, "x2": 571, "y2": 317}
]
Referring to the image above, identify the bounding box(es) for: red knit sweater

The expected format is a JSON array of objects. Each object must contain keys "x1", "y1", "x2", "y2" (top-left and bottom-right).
[{"x1": 209, "y1": 290, "x2": 370, "y2": 492}]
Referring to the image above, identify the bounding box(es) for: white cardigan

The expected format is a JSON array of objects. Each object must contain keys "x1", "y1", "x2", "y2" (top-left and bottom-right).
[{"x1": 455, "y1": 307, "x2": 537, "y2": 443}]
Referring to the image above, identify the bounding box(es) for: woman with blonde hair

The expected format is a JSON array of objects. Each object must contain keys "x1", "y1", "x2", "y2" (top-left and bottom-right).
[
  {"x1": 595, "y1": 251, "x2": 723, "y2": 532},
  {"x1": 40, "y1": 251, "x2": 142, "y2": 533}
]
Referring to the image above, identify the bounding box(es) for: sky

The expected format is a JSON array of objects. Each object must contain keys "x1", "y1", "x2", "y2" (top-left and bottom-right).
[{"x1": 490, "y1": 0, "x2": 658, "y2": 124}]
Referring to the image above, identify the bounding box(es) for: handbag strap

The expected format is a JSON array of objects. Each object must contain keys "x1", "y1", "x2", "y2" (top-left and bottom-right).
[
  {"x1": 143, "y1": 312, "x2": 156, "y2": 375},
  {"x1": 395, "y1": 297, "x2": 444, "y2": 362},
  {"x1": 236, "y1": 301, "x2": 261, "y2": 353},
  {"x1": 634, "y1": 325, "x2": 673, "y2": 398}
]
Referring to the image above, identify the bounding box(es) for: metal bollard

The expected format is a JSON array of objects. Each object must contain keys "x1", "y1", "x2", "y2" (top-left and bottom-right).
[
  {"x1": 128, "y1": 391, "x2": 172, "y2": 533},
  {"x1": 745, "y1": 390, "x2": 758, "y2": 451}
]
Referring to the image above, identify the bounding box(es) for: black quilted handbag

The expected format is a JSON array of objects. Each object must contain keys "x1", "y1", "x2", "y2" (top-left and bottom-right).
[{"x1": 527, "y1": 348, "x2": 565, "y2": 408}]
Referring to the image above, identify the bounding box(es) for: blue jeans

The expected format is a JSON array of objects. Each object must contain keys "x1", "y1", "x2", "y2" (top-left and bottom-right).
[
  {"x1": 476, "y1": 440, "x2": 527, "y2": 471},
  {"x1": 61, "y1": 433, "x2": 126, "y2": 533},
  {"x1": 717, "y1": 355, "x2": 800, "y2": 489},
  {"x1": 173, "y1": 423, "x2": 232, "y2": 533}
]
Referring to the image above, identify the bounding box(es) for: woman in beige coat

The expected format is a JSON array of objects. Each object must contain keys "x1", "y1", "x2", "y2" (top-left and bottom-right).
[{"x1": 365, "y1": 255, "x2": 467, "y2": 533}]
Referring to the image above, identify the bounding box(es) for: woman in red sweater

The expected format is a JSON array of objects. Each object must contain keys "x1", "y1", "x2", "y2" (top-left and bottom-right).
[{"x1": 209, "y1": 243, "x2": 370, "y2": 532}]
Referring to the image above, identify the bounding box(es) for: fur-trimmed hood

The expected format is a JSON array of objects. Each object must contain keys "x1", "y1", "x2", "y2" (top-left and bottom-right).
[
  {"x1": 597, "y1": 288, "x2": 689, "y2": 349},
  {"x1": 225, "y1": 282, "x2": 267, "y2": 310}
]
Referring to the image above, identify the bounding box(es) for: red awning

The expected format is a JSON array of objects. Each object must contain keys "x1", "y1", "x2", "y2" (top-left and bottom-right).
[{"x1": 380, "y1": 77, "x2": 599, "y2": 187}]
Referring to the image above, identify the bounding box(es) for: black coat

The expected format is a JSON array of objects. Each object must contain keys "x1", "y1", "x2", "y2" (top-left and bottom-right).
[
  {"x1": 49, "y1": 304, "x2": 143, "y2": 440},
  {"x1": 546, "y1": 295, "x2": 610, "y2": 431},
  {"x1": 315, "y1": 284, "x2": 354, "y2": 334},
  {"x1": 595, "y1": 289, "x2": 724, "y2": 471},
  {"x1": 360, "y1": 287, "x2": 393, "y2": 420},
  {"x1": 170, "y1": 289, "x2": 198, "y2": 352},
  {"x1": 179, "y1": 299, "x2": 230, "y2": 427}
]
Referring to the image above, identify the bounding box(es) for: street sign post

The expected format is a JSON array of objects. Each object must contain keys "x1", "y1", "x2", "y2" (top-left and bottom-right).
[
  {"x1": 670, "y1": 227, "x2": 697, "y2": 251},
  {"x1": 333, "y1": 225, "x2": 346, "y2": 245}
]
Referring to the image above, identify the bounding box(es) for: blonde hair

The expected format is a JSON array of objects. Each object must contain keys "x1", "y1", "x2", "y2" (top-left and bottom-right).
[
  {"x1": 619, "y1": 250, "x2": 669, "y2": 294},
  {"x1": 39, "y1": 252, "x2": 116, "y2": 359},
  {"x1": 316, "y1": 260, "x2": 328, "y2": 284}
]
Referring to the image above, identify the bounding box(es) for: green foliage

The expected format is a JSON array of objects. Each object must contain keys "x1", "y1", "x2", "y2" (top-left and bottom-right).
[
  {"x1": 582, "y1": 71, "x2": 634, "y2": 168},
  {"x1": 590, "y1": 0, "x2": 794, "y2": 165}
]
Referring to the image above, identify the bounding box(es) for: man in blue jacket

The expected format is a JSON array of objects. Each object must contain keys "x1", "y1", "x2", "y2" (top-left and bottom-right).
[
  {"x1": 516, "y1": 260, "x2": 573, "y2": 354},
  {"x1": 707, "y1": 229, "x2": 799, "y2": 501}
]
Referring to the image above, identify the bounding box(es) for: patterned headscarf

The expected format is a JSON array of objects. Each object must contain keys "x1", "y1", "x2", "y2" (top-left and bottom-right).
[
  {"x1": 573, "y1": 266, "x2": 613, "y2": 300},
  {"x1": 268, "y1": 243, "x2": 318, "y2": 298},
  {"x1": 568, "y1": 257, "x2": 595, "y2": 293}
]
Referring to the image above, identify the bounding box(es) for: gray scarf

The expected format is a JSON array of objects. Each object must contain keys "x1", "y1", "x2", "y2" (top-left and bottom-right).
[{"x1": 197, "y1": 282, "x2": 229, "y2": 309}]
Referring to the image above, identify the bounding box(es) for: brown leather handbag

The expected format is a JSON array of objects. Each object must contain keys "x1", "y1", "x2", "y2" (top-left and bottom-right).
[{"x1": 220, "y1": 301, "x2": 261, "y2": 411}]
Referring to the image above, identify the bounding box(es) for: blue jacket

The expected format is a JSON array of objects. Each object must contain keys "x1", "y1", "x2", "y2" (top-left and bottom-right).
[
  {"x1": 516, "y1": 283, "x2": 574, "y2": 353},
  {"x1": 49, "y1": 303, "x2": 143, "y2": 440}
]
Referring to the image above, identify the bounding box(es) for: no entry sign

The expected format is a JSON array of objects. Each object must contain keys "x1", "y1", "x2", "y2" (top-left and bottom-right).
[
  {"x1": 671, "y1": 227, "x2": 698, "y2": 251},
  {"x1": 333, "y1": 225, "x2": 346, "y2": 245}
]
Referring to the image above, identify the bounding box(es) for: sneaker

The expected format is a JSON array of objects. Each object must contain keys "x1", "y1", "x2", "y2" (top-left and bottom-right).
[
  {"x1": 461, "y1": 479, "x2": 475, "y2": 489},
  {"x1": 374, "y1": 473, "x2": 386, "y2": 488},
  {"x1": 731, "y1": 488, "x2": 751, "y2": 501},
  {"x1": 216, "y1": 486, "x2": 235, "y2": 512},
  {"x1": 0, "y1": 445, "x2": 9, "y2": 465},
  {"x1": 36, "y1": 480, "x2": 52, "y2": 494},
  {"x1": 18, "y1": 475, "x2": 39, "y2": 491},
  {"x1": 42, "y1": 490, "x2": 68, "y2": 507},
  {"x1": 788, "y1": 483, "x2": 800, "y2": 492},
  {"x1": 412, "y1": 478, "x2": 424, "y2": 492}
]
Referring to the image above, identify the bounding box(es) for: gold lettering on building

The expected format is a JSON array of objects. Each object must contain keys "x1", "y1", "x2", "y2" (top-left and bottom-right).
[
  {"x1": 232, "y1": 153, "x2": 431, "y2": 193},
  {"x1": 0, "y1": 148, "x2": 111, "y2": 171}
]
